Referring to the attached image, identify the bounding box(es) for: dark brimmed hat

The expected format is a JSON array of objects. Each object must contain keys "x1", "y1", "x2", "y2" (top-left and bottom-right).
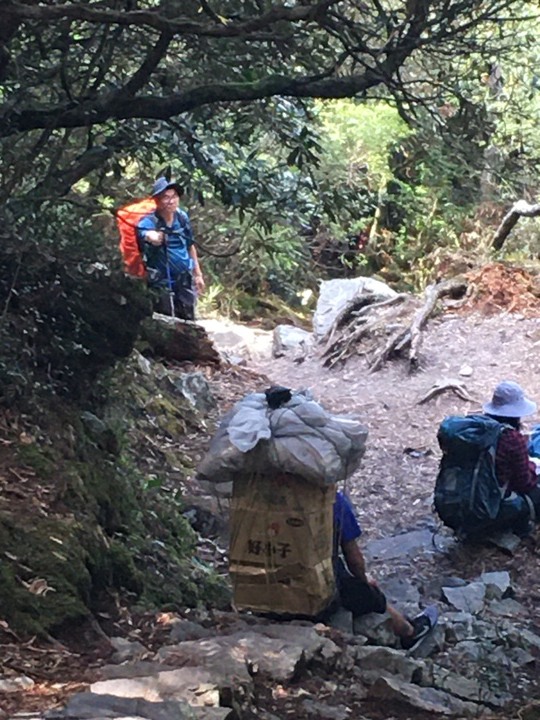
[
  {"x1": 151, "y1": 177, "x2": 183, "y2": 197},
  {"x1": 483, "y1": 380, "x2": 537, "y2": 418}
]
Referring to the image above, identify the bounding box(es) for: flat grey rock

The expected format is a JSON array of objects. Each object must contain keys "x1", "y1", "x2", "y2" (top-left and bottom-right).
[
  {"x1": 431, "y1": 667, "x2": 512, "y2": 708},
  {"x1": 352, "y1": 612, "x2": 400, "y2": 649},
  {"x1": 353, "y1": 645, "x2": 424, "y2": 683},
  {"x1": 448, "y1": 640, "x2": 485, "y2": 663},
  {"x1": 173, "y1": 372, "x2": 215, "y2": 413},
  {"x1": 442, "y1": 613, "x2": 474, "y2": 644},
  {"x1": 91, "y1": 666, "x2": 246, "y2": 706},
  {"x1": 45, "y1": 693, "x2": 195, "y2": 719},
  {"x1": 470, "y1": 619, "x2": 501, "y2": 642},
  {"x1": 488, "y1": 598, "x2": 528, "y2": 618},
  {"x1": 365, "y1": 528, "x2": 452, "y2": 562},
  {"x1": 272, "y1": 325, "x2": 313, "y2": 358},
  {"x1": 0, "y1": 675, "x2": 34, "y2": 692},
  {"x1": 369, "y1": 675, "x2": 483, "y2": 716},
  {"x1": 378, "y1": 575, "x2": 421, "y2": 612},
  {"x1": 156, "y1": 626, "x2": 339, "y2": 683},
  {"x1": 512, "y1": 627, "x2": 540, "y2": 651},
  {"x1": 507, "y1": 647, "x2": 536, "y2": 667},
  {"x1": 479, "y1": 571, "x2": 512, "y2": 600},
  {"x1": 301, "y1": 699, "x2": 350, "y2": 720},
  {"x1": 169, "y1": 619, "x2": 213, "y2": 643},
  {"x1": 99, "y1": 662, "x2": 174, "y2": 681},
  {"x1": 110, "y1": 638, "x2": 150, "y2": 665},
  {"x1": 442, "y1": 582, "x2": 486, "y2": 614}
]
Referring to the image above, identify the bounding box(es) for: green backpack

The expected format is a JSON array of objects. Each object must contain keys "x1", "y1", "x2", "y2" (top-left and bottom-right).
[{"x1": 434, "y1": 414, "x2": 529, "y2": 536}]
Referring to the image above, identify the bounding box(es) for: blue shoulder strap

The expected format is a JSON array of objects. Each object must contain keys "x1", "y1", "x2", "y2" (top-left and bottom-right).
[{"x1": 175, "y1": 209, "x2": 188, "y2": 229}]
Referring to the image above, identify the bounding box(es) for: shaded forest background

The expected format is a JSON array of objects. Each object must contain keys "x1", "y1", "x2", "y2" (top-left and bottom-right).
[{"x1": 1, "y1": 0, "x2": 540, "y2": 636}]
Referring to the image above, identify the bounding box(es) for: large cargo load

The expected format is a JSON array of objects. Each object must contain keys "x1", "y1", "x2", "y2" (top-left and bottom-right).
[
  {"x1": 229, "y1": 473, "x2": 335, "y2": 616},
  {"x1": 197, "y1": 387, "x2": 368, "y2": 617}
]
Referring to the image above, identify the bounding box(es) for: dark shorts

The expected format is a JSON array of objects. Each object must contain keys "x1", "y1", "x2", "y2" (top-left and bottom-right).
[
  {"x1": 338, "y1": 575, "x2": 387, "y2": 616},
  {"x1": 334, "y1": 557, "x2": 387, "y2": 616}
]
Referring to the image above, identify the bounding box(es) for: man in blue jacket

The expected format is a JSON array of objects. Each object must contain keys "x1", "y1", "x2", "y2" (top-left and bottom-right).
[
  {"x1": 334, "y1": 491, "x2": 437, "y2": 650},
  {"x1": 137, "y1": 177, "x2": 205, "y2": 319}
]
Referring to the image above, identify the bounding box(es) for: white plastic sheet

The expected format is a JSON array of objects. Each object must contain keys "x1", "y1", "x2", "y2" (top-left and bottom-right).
[{"x1": 197, "y1": 389, "x2": 368, "y2": 486}]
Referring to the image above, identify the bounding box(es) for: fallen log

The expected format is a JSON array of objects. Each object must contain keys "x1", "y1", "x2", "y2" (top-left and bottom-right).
[{"x1": 139, "y1": 314, "x2": 221, "y2": 366}]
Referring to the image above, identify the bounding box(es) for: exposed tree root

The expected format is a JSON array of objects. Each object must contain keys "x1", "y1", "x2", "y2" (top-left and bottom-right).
[
  {"x1": 320, "y1": 294, "x2": 412, "y2": 368},
  {"x1": 321, "y1": 278, "x2": 467, "y2": 372},
  {"x1": 417, "y1": 379, "x2": 477, "y2": 405}
]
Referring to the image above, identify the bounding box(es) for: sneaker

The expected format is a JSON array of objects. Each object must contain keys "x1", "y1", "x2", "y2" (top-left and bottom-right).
[{"x1": 400, "y1": 605, "x2": 439, "y2": 651}]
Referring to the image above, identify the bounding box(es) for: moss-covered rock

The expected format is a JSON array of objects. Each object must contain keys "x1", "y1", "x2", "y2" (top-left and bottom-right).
[{"x1": 0, "y1": 344, "x2": 231, "y2": 637}]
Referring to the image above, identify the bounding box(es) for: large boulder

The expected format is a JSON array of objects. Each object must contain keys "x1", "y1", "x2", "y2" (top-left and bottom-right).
[
  {"x1": 272, "y1": 324, "x2": 313, "y2": 358},
  {"x1": 313, "y1": 277, "x2": 397, "y2": 341}
]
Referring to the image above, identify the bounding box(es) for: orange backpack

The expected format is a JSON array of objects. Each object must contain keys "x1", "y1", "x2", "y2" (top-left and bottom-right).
[{"x1": 116, "y1": 197, "x2": 157, "y2": 277}]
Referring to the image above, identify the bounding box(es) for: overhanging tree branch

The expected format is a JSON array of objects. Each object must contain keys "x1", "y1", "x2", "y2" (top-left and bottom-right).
[
  {"x1": 119, "y1": 30, "x2": 173, "y2": 98},
  {"x1": 29, "y1": 145, "x2": 114, "y2": 199},
  {"x1": 0, "y1": 68, "x2": 390, "y2": 136},
  {"x1": 3, "y1": 1, "x2": 342, "y2": 38},
  {"x1": 1, "y1": 0, "x2": 531, "y2": 141},
  {"x1": 492, "y1": 200, "x2": 540, "y2": 250}
]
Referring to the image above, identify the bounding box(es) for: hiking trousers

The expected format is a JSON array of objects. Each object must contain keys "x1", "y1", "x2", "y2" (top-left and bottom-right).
[{"x1": 153, "y1": 271, "x2": 196, "y2": 320}]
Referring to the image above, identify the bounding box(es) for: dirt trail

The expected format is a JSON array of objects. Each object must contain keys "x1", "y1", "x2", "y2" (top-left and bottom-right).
[
  {"x1": 254, "y1": 313, "x2": 540, "y2": 531},
  {"x1": 245, "y1": 310, "x2": 540, "y2": 612}
]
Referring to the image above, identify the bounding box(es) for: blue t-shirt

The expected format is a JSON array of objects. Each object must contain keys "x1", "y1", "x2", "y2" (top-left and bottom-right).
[
  {"x1": 333, "y1": 490, "x2": 361, "y2": 582},
  {"x1": 137, "y1": 210, "x2": 194, "y2": 286},
  {"x1": 334, "y1": 491, "x2": 361, "y2": 544}
]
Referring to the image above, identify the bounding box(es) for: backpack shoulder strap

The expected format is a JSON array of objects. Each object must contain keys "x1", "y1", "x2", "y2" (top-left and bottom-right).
[{"x1": 175, "y1": 208, "x2": 189, "y2": 228}]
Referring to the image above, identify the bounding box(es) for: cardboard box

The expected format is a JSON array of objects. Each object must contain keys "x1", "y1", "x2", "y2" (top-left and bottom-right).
[{"x1": 229, "y1": 473, "x2": 336, "y2": 616}]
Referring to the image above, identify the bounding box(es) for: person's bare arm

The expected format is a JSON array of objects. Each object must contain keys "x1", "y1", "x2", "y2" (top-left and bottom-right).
[
  {"x1": 341, "y1": 539, "x2": 368, "y2": 582},
  {"x1": 189, "y1": 245, "x2": 205, "y2": 293}
]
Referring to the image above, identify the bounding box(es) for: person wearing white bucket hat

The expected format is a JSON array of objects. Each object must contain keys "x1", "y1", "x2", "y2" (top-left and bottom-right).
[
  {"x1": 483, "y1": 380, "x2": 537, "y2": 419},
  {"x1": 483, "y1": 380, "x2": 540, "y2": 519}
]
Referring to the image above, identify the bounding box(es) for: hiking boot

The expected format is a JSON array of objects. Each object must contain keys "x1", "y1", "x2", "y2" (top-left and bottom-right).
[{"x1": 401, "y1": 605, "x2": 438, "y2": 651}]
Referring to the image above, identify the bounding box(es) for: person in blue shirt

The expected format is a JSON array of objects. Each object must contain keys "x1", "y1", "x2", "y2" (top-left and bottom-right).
[
  {"x1": 137, "y1": 177, "x2": 205, "y2": 319},
  {"x1": 334, "y1": 491, "x2": 438, "y2": 650}
]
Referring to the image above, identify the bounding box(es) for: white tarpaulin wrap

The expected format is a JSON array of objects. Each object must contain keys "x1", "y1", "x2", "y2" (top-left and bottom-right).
[{"x1": 197, "y1": 389, "x2": 368, "y2": 486}]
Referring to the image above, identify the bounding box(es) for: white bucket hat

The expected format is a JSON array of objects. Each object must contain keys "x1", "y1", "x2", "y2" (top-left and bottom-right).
[{"x1": 483, "y1": 380, "x2": 537, "y2": 418}]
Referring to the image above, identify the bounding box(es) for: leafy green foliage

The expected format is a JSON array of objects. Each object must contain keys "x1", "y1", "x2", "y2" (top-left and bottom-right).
[
  {"x1": 0, "y1": 202, "x2": 151, "y2": 403},
  {"x1": 1, "y1": 0, "x2": 538, "y2": 307}
]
